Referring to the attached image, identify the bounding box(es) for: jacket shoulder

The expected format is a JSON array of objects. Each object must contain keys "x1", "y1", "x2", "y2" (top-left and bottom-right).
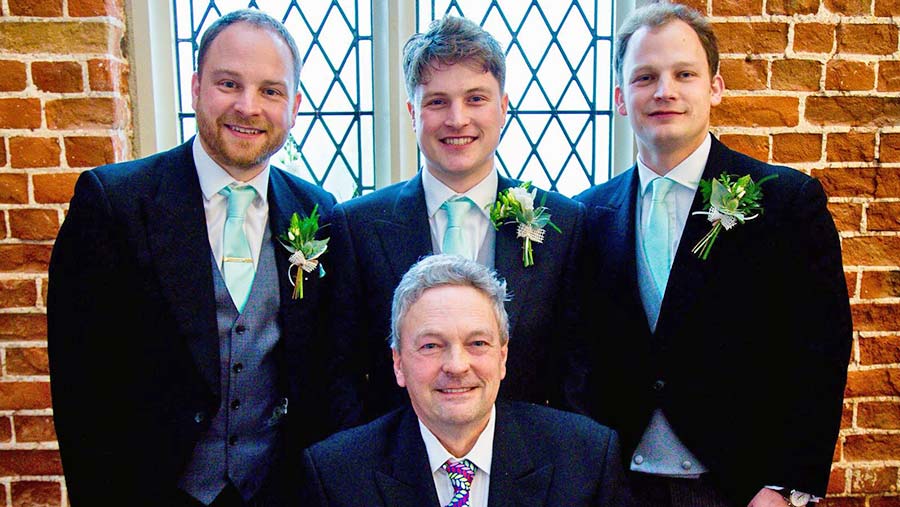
[
  {"x1": 505, "y1": 402, "x2": 616, "y2": 448},
  {"x1": 574, "y1": 169, "x2": 633, "y2": 207},
  {"x1": 270, "y1": 166, "x2": 337, "y2": 209}
]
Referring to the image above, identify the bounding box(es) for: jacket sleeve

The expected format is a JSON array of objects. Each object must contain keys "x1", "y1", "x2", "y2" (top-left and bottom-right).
[{"x1": 47, "y1": 170, "x2": 141, "y2": 504}]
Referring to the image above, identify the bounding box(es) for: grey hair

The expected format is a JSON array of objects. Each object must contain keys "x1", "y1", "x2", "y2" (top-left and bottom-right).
[
  {"x1": 390, "y1": 254, "x2": 509, "y2": 349},
  {"x1": 197, "y1": 9, "x2": 303, "y2": 92},
  {"x1": 402, "y1": 15, "x2": 506, "y2": 99},
  {"x1": 614, "y1": 2, "x2": 719, "y2": 87}
]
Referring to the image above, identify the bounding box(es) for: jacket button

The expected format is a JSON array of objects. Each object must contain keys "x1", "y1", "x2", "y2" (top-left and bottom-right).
[
  {"x1": 229, "y1": 435, "x2": 238, "y2": 446},
  {"x1": 682, "y1": 460, "x2": 693, "y2": 470},
  {"x1": 232, "y1": 363, "x2": 243, "y2": 374},
  {"x1": 231, "y1": 399, "x2": 241, "y2": 410},
  {"x1": 235, "y1": 325, "x2": 246, "y2": 334},
  {"x1": 193, "y1": 412, "x2": 205, "y2": 424},
  {"x1": 633, "y1": 454, "x2": 644, "y2": 465},
  {"x1": 653, "y1": 380, "x2": 665, "y2": 392}
]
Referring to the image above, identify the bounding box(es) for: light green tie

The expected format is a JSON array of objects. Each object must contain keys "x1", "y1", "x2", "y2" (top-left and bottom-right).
[
  {"x1": 441, "y1": 197, "x2": 474, "y2": 259},
  {"x1": 220, "y1": 185, "x2": 257, "y2": 312},
  {"x1": 643, "y1": 177, "x2": 676, "y2": 298}
]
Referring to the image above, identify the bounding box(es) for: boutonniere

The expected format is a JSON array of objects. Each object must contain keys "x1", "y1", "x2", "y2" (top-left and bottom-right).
[
  {"x1": 691, "y1": 173, "x2": 777, "y2": 260},
  {"x1": 487, "y1": 182, "x2": 561, "y2": 268},
  {"x1": 278, "y1": 205, "x2": 329, "y2": 299}
]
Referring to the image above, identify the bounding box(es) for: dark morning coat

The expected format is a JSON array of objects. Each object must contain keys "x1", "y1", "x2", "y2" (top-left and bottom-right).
[
  {"x1": 571, "y1": 136, "x2": 852, "y2": 504},
  {"x1": 300, "y1": 401, "x2": 632, "y2": 506},
  {"x1": 47, "y1": 140, "x2": 337, "y2": 506},
  {"x1": 326, "y1": 172, "x2": 586, "y2": 426}
]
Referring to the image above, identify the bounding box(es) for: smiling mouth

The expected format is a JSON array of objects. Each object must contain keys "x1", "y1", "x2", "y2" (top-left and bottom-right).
[
  {"x1": 438, "y1": 387, "x2": 476, "y2": 394},
  {"x1": 442, "y1": 137, "x2": 476, "y2": 146},
  {"x1": 227, "y1": 124, "x2": 265, "y2": 135}
]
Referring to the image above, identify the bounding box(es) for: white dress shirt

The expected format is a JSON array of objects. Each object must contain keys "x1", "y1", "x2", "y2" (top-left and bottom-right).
[
  {"x1": 636, "y1": 133, "x2": 710, "y2": 261},
  {"x1": 193, "y1": 138, "x2": 270, "y2": 270},
  {"x1": 419, "y1": 406, "x2": 496, "y2": 507},
  {"x1": 422, "y1": 167, "x2": 497, "y2": 267}
]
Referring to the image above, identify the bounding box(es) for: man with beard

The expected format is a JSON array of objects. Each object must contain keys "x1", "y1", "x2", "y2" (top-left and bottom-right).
[{"x1": 48, "y1": 9, "x2": 336, "y2": 506}]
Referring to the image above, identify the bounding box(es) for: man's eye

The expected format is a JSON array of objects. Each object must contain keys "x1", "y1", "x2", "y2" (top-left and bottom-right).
[
  {"x1": 264, "y1": 88, "x2": 281, "y2": 96},
  {"x1": 221, "y1": 80, "x2": 237, "y2": 88},
  {"x1": 471, "y1": 340, "x2": 487, "y2": 347},
  {"x1": 421, "y1": 343, "x2": 438, "y2": 350}
]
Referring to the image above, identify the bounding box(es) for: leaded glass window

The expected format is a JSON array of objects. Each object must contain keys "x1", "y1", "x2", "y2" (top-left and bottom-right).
[
  {"x1": 173, "y1": 0, "x2": 374, "y2": 200},
  {"x1": 170, "y1": 0, "x2": 616, "y2": 199},
  {"x1": 418, "y1": 0, "x2": 615, "y2": 195}
]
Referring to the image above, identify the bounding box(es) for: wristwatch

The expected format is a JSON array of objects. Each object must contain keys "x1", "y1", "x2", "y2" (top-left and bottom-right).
[{"x1": 780, "y1": 489, "x2": 811, "y2": 506}]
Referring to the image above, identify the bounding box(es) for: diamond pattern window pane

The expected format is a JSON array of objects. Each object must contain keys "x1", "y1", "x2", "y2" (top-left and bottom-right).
[
  {"x1": 418, "y1": 0, "x2": 615, "y2": 195},
  {"x1": 173, "y1": 0, "x2": 374, "y2": 200}
]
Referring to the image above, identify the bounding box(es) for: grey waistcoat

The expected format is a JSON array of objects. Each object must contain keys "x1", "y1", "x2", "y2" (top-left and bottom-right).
[{"x1": 179, "y1": 227, "x2": 284, "y2": 504}]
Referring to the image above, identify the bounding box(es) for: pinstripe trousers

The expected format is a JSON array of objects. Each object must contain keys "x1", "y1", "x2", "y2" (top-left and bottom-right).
[{"x1": 629, "y1": 472, "x2": 734, "y2": 507}]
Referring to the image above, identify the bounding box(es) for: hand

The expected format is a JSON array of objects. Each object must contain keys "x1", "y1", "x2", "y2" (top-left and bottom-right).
[{"x1": 748, "y1": 488, "x2": 787, "y2": 507}]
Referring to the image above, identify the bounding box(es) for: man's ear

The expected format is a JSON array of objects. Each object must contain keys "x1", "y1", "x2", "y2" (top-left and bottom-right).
[
  {"x1": 407, "y1": 101, "x2": 417, "y2": 131},
  {"x1": 393, "y1": 347, "x2": 406, "y2": 388},
  {"x1": 709, "y1": 73, "x2": 725, "y2": 107},
  {"x1": 614, "y1": 86, "x2": 628, "y2": 116}
]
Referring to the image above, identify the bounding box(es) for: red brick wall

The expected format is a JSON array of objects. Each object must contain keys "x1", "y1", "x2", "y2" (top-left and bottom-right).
[
  {"x1": 0, "y1": 0, "x2": 129, "y2": 504},
  {"x1": 681, "y1": 0, "x2": 900, "y2": 503},
  {"x1": 0, "y1": 0, "x2": 896, "y2": 504}
]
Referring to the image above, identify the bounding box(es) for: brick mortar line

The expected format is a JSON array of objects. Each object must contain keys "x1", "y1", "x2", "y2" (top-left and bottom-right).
[
  {"x1": 0, "y1": 16, "x2": 125, "y2": 29},
  {"x1": 0, "y1": 443, "x2": 58, "y2": 450},
  {"x1": 0, "y1": 376, "x2": 49, "y2": 382}
]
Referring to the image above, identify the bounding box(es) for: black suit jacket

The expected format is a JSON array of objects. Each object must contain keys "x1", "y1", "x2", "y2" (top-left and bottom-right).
[
  {"x1": 572, "y1": 136, "x2": 852, "y2": 504},
  {"x1": 301, "y1": 401, "x2": 631, "y2": 506},
  {"x1": 327, "y1": 172, "x2": 585, "y2": 425},
  {"x1": 47, "y1": 140, "x2": 337, "y2": 506}
]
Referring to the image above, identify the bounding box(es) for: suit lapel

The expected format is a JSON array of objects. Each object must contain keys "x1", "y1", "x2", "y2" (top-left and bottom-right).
[
  {"x1": 375, "y1": 173, "x2": 433, "y2": 281},
  {"x1": 589, "y1": 167, "x2": 645, "y2": 322},
  {"x1": 488, "y1": 403, "x2": 552, "y2": 507},
  {"x1": 656, "y1": 138, "x2": 732, "y2": 337},
  {"x1": 493, "y1": 175, "x2": 536, "y2": 332},
  {"x1": 267, "y1": 168, "x2": 314, "y2": 310},
  {"x1": 377, "y1": 408, "x2": 441, "y2": 507},
  {"x1": 145, "y1": 142, "x2": 220, "y2": 394}
]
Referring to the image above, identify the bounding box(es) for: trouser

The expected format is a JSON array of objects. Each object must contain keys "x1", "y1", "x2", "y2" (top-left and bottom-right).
[{"x1": 629, "y1": 472, "x2": 733, "y2": 507}]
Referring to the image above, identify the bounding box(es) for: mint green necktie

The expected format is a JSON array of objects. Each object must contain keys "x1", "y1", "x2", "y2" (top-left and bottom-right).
[
  {"x1": 643, "y1": 177, "x2": 676, "y2": 298},
  {"x1": 441, "y1": 197, "x2": 474, "y2": 259},
  {"x1": 220, "y1": 185, "x2": 257, "y2": 312}
]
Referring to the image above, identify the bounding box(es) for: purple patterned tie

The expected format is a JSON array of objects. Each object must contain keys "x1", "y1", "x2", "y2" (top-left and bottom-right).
[{"x1": 442, "y1": 459, "x2": 475, "y2": 507}]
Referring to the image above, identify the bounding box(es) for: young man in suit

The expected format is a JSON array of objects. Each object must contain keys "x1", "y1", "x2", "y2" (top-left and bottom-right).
[
  {"x1": 572, "y1": 4, "x2": 852, "y2": 507},
  {"x1": 328, "y1": 16, "x2": 585, "y2": 426},
  {"x1": 303, "y1": 254, "x2": 630, "y2": 506},
  {"x1": 48, "y1": 10, "x2": 336, "y2": 506}
]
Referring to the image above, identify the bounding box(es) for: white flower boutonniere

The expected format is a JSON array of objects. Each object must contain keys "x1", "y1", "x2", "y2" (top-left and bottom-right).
[
  {"x1": 691, "y1": 173, "x2": 777, "y2": 260},
  {"x1": 487, "y1": 182, "x2": 561, "y2": 268},
  {"x1": 278, "y1": 205, "x2": 329, "y2": 299}
]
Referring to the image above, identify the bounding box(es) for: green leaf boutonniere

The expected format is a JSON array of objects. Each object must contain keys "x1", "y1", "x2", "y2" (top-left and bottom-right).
[
  {"x1": 278, "y1": 205, "x2": 329, "y2": 299},
  {"x1": 487, "y1": 182, "x2": 561, "y2": 268},
  {"x1": 691, "y1": 173, "x2": 777, "y2": 260}
]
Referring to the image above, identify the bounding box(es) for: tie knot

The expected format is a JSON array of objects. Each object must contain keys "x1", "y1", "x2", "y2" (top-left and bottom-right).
[
  {"x1": 220, "y1": 185, "x2": 257, "y2": 219},
  {"x1": 443, "y1": 458, "x2": 475, "y2": 485},
  {"x1": 649, "y1": 177, "x2": 675, "y2": 203},
  {"x1": 441, "y1": 197, "x2": 473, "y2": 227}
]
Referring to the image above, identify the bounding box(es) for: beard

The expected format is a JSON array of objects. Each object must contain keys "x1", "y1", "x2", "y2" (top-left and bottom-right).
[{"x1": 196, "y1": 111, "x2": 288, "y2": 173}]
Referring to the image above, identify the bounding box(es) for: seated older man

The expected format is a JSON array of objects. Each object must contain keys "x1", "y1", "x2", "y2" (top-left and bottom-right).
[{"x1": 301, "y1": 254, "x2": 632, "y2": 506}]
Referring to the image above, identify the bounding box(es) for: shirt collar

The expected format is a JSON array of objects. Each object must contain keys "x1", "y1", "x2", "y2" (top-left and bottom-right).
[
  {"x1": 422, "y1": 167, "x2": 498, "y2": 220},
  {"x1": 193, "y1": 136, "x2": 270, "y2": 203},
  {"x1": 419, "y1": 405, "x2": 495, "y2": 476},
  {"x1": 637, "y1": 133, "x2": 710, "y2": 197}
]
